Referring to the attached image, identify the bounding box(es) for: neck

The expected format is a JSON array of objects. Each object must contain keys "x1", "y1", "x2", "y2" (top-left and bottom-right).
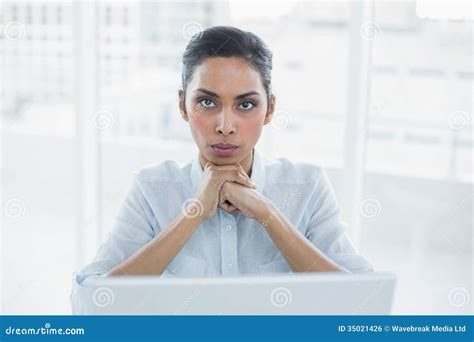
[{"x1": 199, "y1": 149, "x2": 254, "y2": 177}]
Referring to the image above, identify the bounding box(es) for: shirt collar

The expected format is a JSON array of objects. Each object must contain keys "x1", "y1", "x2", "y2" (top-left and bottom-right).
[{"x1": 190, "y1": 148, "x2": 266, "y2": 195}]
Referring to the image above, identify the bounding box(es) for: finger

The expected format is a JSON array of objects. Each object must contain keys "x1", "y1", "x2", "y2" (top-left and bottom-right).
[
  {"x1": 215, "y1": 162, "x2": 246, "y2": 176},
  {"x1": 213, "y1": 164, "x2": 252, "y2": 180},
  {"x1": 218, "y1": 186, "x2": 237, "y2": 210},
  {"x1": 218, "y1": 192, "x2": 228, "y2": 207},
  {"x1": 235, "y1": 163, "x2": 248, "y2": 177},
  {"x1": 219, "y1": 200, "x2": 235, "y2": 214},
  {"x1": 217, "y1": 184, "x2": 240, "y2": 214},
  {"x1": 219, "y1": 192, "x2": 230, "y2": 211},
  {"x1": 222, "y1": 171, "x2": 257, "y2": 189},
  {"x1": 204, "y1": 161, "x2": 215, "y2": 169},
  {"x1": 226, "y1": 204, "x2": 240, "y2": 214},
  {"x1": 208, "y1": 164, "x2": 253, "y2": 185},
  {"x1": 211, "y1": 164, "x2": 243, "y2": 171},
  {"x1": 212, "y1": 164, "x2": 256, "y2": 187}
]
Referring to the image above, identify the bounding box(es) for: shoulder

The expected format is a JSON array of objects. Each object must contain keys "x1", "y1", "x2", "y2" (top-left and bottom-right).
[{"x1": 263, "y1": 155, "x2": 324, "y2": 185}]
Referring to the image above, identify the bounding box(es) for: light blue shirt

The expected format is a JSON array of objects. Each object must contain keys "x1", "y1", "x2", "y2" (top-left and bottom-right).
[{"x1": 71, "y1": 149, "x2": 374, "y2": 313}]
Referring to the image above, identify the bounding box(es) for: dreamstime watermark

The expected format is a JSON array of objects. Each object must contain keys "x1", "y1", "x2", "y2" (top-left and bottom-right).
[
  {"x1": 448, "y1": 287, "x2": 470, "y2": 307},
  {"x1": 4, "y1": 21, "x2": 26, "y2": 40},
  {"x1": 99, "y1": 27, "x2": 111, "y2": 40},
  {"x1": 4, "y1": 322, "x2": 85, "y2": 336},
  {"x1": 448, "y1": 111, "x2": 471, "y2": 130},
  {"x1": 188, "y1": 106, "x2": 206, "y2": 125},
  {"x1": 4, "y1": 198, "x2": 26, "y2": 218},
  {"x1": 270, "y1": 287, "x2": 292, "y2": 307},
  {"x1": 261, "y1": 188, "x2": 301, "y2": 228},
  {"x1": 92, "y1": 287, "x2": 114, "y2": 307},
  {"x1": 359, "y1": 198, "x2": 381, "y2": 218},
  {"x1": 360, "y1": 21, "x2": 381, "y2": 40},
  {"x1": 271, "y1": 110, "x2": 292, "y2": 130},
  {"x1": 371, "y1": 99, "x2": 390, "y2": 116},
  {"x1": 353, "y1": 280, "x2": 388, "y2": 314},
  {"x1": 182, "y1": 21, "x2": 203, "y2": 41},
  {"x1": 92, "y1": 110, "x2": 114, "y2": 130},
  {"x1": 181, "y1": 198, "x2": 204, "y2": 218},
  {"x1": 441, "y1": 20, "x2": 472, "y2": 43},
  {"x1": 431, "y1": 193, "x2": 473, "y2": 255},
  {"x1": 174, "y1": 279, "x2": 208, "y2": 315}
]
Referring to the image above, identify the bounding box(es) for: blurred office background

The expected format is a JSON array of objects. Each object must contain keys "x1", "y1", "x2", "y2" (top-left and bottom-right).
[{"x1": 1, "y1": 0, "x2": 472, "y2": 314}]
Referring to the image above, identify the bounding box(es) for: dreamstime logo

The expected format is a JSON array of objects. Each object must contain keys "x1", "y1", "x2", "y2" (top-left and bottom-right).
[
  {"x1": 189, "y1": 106, "x2": 206, "y2": 124},
  {"x1": 182, "y1": 21, "x2": 203, "y2": 41},
  {"x1": 92, "y1": 110, "x2": 114, "y2": 130},
  {"x1": 360, "y1": 21, "x2": 380, "y2": 40},
  {"x1": 181, "y1": 198, "x2": 204, "y2": 218},
  {"x1": 261, "y1": 188, "x2": 301, "y2": 228},
  {"x1": 271, "y1": 111, "x2": 292, "y2": 130},
  {"x1": 353, "y1": 281, "x2": 387, "y2": 314},
  {"x1": 4, "y1": 21, "x2": 26, "y2": 40},
  {"x1": 359, "y1": 198, "x2": 381, "y2": 218},
  {"x1": 99, "y1": 27, "x2": 111, "y2": 40},
  {"x1": 448, "y1": 111, "x2": 471, "y2": 130},
  {"x1": 371, "y1": 99, "x2": 390, "y2": 116},
  {"x1": 93, "y1": 287, "x2": 114, "y2": 307},
  {"x1": 270, "y1": 287, "x2": 292, "y2": 307},
  {"x1": 442, "y1": 20, "x2": 471, "y2": 43},
  {"x1": 174, "y1": 280, "x2": 208, "y2": 315},
  {"x1": 448, "y1": 287, "x2": 470, "y2": 307},
  {"x1": 4, "y1": 198, "x2": 26, "y2": 218},
  {"x1": 432, "y1": 194, "x2": 473, "y2": 252}
]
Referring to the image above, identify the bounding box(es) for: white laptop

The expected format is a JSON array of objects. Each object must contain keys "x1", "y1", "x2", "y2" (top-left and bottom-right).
[{"x1": 84, "y1": 272, "x2": 396, "y2": 315}]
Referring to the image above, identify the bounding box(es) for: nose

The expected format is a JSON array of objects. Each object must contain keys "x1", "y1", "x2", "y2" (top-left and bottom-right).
[{"x1": 215, "y1": 110, "x2": 236, "y2": 136}]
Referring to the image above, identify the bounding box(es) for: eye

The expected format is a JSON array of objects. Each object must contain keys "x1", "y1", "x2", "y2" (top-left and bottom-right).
[
  {"x1": 198, "y1": 98, "x2": 216, "y2": 108},
  {"x1": 238, "y1": 101, "x2": 256, "y2": 110}
]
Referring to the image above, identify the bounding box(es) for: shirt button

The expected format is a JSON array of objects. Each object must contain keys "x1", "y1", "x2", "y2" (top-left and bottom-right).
[
  {"x1": 227, "y1": 263, "x2": 233, "y2": 270},
  {"x1": 225, "y1": 224, "x2": 232, "y2": 232}
]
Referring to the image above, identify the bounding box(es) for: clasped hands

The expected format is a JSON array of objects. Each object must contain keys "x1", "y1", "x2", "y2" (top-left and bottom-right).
[{"x1": 195, "y1": 161, "x2": 270, "y2": 222}]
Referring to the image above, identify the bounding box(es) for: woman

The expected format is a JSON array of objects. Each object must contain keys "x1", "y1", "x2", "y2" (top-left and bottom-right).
[{"x1": 71, "y1": 26, "x2": 373, "y2": 312}]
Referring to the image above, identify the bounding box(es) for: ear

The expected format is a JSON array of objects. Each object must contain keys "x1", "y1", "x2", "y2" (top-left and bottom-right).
[
  {"x1": 178, "y1": 89, "x2": 189, "y2": 122},
  {"x1": 263, "y1": 95, "x2": 276, "y2": 126}
]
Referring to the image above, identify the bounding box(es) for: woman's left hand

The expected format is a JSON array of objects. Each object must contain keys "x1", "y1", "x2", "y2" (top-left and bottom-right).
[{"x1": 218, "y1": 181, "x2": 270, "y2": 220}]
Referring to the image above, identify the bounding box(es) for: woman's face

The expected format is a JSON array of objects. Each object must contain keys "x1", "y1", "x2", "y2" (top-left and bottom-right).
[{"x1": 179, "y1": 57, "x2": 275, "y2": 166}]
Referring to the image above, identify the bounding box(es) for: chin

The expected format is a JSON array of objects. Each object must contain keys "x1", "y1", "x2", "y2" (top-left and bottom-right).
[
  {"x1": 206, "y1": 150, "x2": 242, "y2": 165},
  {"x1": 211, "y1": 156, "x2": 240, "y2": 165}
]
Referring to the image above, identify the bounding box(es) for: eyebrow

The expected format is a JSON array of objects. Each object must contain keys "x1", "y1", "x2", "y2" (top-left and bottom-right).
[{"x1": 195, "y1": 88, "x2": 261, "y2": 100}]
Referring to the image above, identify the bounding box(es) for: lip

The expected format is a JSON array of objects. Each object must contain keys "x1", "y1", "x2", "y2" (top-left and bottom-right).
[{"x1": 211, "y1": 143, "x2": 238, "y2": 157}]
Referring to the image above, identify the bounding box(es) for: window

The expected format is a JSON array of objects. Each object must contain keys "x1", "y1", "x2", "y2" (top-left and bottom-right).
[
  {"x1": 2, "y1": 0, "x2": 471, "y2": 315},
  {"x1": 41, "y1": 5, "x2": 47, "y2": 25}
]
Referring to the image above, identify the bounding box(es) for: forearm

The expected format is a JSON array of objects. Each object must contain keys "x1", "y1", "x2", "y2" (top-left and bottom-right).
[
  {"x1": 258, "y1": 203, "x2": 344, "y2": 273},
  {"x1": 107, "y1": 213, "x2": 204, "y2": 277}
]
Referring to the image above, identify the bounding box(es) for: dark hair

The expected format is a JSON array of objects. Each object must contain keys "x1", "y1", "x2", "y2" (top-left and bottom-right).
[{"x1": 181, "y1": 26, "x2": 273, "y2": 103}]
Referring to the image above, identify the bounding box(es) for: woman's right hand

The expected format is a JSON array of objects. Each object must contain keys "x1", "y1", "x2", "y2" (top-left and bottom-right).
[{"x1": 190, "y1": 162, "x2": 256, "y2": 220}]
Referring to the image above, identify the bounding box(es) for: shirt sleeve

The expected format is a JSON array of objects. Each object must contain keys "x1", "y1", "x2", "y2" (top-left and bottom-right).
[
  {"x1": 304, "y1": 168, "x2": 375, "y2": 273},
  {"x1": 70, "y1": 172, "x2": 171, "y2": 314}
]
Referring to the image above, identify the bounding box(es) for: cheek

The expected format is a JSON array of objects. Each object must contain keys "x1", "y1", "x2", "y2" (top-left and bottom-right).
[
  {"x1": 241, "y1": 116, "x2": 264, "y2": 139},
  {"x1": 189, "y1": 114, "x2": 212, "y2": 138},
  {"x1": 192, "y1": 114, "x2": 208, "y2": 128},
  {"x1": 186, "y1": 101, "x2": 207, "y2": 128}
]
